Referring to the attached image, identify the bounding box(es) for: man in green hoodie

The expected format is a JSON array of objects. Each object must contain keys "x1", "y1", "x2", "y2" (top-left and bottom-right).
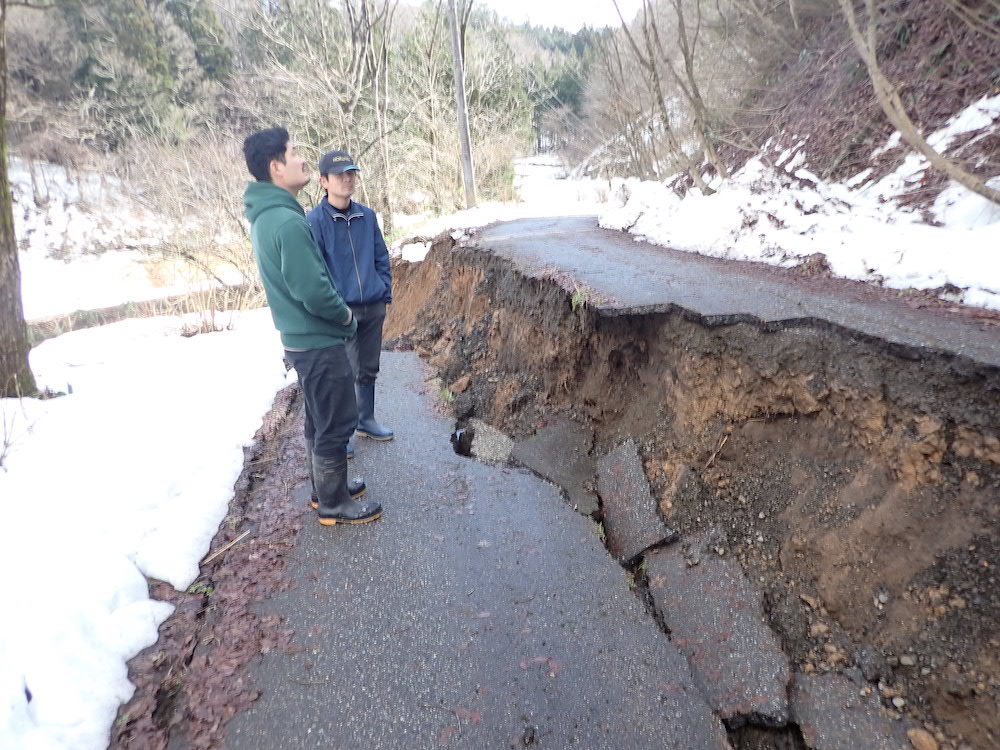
[{"x1": 242, "y1": 127, "x2": 382, "y2": 526}]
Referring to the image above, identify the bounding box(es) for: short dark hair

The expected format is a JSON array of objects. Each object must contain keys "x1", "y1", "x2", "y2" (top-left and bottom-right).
[{"x1": 243, "y1": 127, "x2": 289, "y2": 182}]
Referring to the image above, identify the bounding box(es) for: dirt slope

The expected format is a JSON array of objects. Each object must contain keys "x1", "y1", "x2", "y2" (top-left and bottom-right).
[{"x1": 387, "y1": 232, "x2": 1000, "y2": 749}]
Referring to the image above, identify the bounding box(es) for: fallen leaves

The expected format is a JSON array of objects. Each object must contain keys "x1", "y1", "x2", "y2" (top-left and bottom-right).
[
  {"x1": 519, "y1": 655, "x2": 562, "y2": 678},
  {"x1": 437, "y1": 726, "x2": 458, "y2": 745}
]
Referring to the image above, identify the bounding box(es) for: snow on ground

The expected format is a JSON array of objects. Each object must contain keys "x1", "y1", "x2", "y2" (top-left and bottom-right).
[
  {"x1": 0, "y1": 309, "x2": 289, "y2": 750},
  {"x1": 599, "y1": 94, "x2": 1000, "y2": 310},
  {"x1": 10, "y1": 158, "x2": 192, "y2": 320},
  {"x1": 393, "y1": 155, "x2": 613, "y2": 262},
  {"x1": 395, "y1": 96, "x2": 1000, "y2": 311}
]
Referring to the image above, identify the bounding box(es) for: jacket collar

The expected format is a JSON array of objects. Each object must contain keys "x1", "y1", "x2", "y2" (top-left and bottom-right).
[{"x1": 322, "y1": 196, "x2": 364, "y2": 222}]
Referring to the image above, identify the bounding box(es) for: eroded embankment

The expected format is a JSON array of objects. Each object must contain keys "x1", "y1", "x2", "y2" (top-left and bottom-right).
[{"x1": 386, "y1": 234, "x2": 1000, "y2": 749}]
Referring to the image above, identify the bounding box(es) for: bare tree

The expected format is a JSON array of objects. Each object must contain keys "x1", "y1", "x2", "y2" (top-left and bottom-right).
[
  {"x1": 614, "y1": 0, "x2": 716, "y2": 194},
  {"x1": 940, "y1": 0, "x2": 1000, "y2": 40},
  {"x1": 647, "y1": 0, "x2": 729, "y2": 178},
  {"x1": 838, "y1": 0, "x2": 1000, "y2": 205},
  {"x1": 0, "y1": 0, "x2": 38, "y2": 398}
]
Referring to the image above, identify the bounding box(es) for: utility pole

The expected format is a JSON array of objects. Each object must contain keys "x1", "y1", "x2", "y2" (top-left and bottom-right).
[{"x1": 448, "y1": 0, "x2": 477, "y2": 208}]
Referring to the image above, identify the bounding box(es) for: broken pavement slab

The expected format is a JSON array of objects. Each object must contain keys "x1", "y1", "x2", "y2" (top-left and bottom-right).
[
  {"x1": 597, "y1": 439, "x2": 677, "y2": 561},
  {"x1": 511, "y1": 415, "x2": 599, "y2": 516},
  {"x1": 790, "y1": 672, "x2": 913, "y2": 749},
  {"x1": 226, "y1": 353, "x2": 733, "y2": 749},
  {"x1": 646, "y1": 531, "x2": 791, "y2": 726}
]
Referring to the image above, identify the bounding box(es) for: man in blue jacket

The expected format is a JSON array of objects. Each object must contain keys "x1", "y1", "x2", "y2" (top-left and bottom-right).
[{"x1": 307, "y1": 151, "x2": 394, "y2": 456}]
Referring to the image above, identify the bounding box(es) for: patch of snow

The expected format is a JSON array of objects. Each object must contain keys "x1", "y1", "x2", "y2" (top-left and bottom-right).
[
  {"x1": 396, "y1": 241, "x2": 431, "y2": 262},
  {"x1": 0, "y1": 309, "x2": 290, "y2": 750},
  {"x1": 784, "y1": 151, "x2": 806, "y2": 172},
  {"x1": 391, "y1": 155, "x2": 619, "y2": 262},
  {"x1": 845, "y1": 168, "x2": 873, "y2": 188},
  {"x1": 598, "y1": 94, "x2": 1000, "y2": 310},
  {"x1": 927, "y1": 94, "x2": 1000, "y2": 150},
  {"x1": 871, "y1": 131, "x2": 902, "y2": 159},
  {"x1": 933, "y1": 177, "x2": 1000, "y2": 229}
]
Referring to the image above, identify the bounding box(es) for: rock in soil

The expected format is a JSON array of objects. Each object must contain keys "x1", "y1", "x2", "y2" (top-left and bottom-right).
[
  {"x1": 906, "y1": 728, "x2": 939, "y2": 750},
  {"x1": 468, "y1": 417, "x2": 514, "y2": 464}
]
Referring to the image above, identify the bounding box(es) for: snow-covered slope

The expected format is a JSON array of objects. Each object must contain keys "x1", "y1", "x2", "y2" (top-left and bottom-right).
[
  {"x1": 599, "y1": 94, "x2": 1000, "y2": 310},
  {"x1": 0, "y1": 310, "x2": 289, "y2": 750}
]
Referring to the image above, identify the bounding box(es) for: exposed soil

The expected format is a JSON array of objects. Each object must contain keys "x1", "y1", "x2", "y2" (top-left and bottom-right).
[{"x1": 386, "y1": 234, "x2": 1000, "y2": 749}]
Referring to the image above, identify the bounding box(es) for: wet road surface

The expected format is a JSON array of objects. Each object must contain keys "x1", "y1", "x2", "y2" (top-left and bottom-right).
[{"x1": 226, "y1": 352, "x2": 731, "y2": 749}]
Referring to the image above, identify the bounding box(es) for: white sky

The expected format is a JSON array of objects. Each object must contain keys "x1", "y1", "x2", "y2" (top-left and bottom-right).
[{"x1": 476, "y1": 0, "x2": 643, "y2": 32}]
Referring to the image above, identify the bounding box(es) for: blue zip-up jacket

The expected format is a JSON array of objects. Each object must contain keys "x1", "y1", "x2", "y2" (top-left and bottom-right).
[{"x1": 306, "y1": 196, "x2": 392, "y2": 306}]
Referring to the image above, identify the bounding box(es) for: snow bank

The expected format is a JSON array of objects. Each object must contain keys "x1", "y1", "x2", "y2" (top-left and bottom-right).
[
  {"x1": 0, "y1": 309, "x2": 290, "y2": 750},
  {"x1": 599, "y1": 94, "x2": 1000, "y2": 310}
]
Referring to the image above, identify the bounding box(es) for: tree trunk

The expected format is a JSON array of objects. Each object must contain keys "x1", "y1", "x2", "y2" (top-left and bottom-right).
[
  {"x1": 0, "y1": 0, "x2": 38, "y2": 398},
  {"x1": 839, "y1": 0, "x2": 1000, "y2": 206}
]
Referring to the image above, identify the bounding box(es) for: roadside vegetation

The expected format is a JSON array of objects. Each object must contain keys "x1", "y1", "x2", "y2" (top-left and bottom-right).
[{"x1": 1, "y1": 0, "x2": 997, "y2": 397}]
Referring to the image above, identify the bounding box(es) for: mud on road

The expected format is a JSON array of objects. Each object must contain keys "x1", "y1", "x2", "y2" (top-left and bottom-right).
[{"x1": 386, "y1": 230, "x2": 1000, "y2": 749}]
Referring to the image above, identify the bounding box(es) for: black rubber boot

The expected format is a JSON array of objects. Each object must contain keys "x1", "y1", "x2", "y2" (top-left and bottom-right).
[
  {"x1": 313, "y1": 453, "x2": 382, "y2": 525},
  {"x1": 355, "y1": 383, "x2": 394, "y2": 440},
  {"x1": 305, "y1": 439, "x2": 363, "y2": 507},
  {"x1": 309, "y1": 478, "x2": 366, "y2": 510}
]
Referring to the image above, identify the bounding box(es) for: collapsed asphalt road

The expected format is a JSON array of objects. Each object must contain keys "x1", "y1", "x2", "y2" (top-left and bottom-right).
[
  {"x1": 226, "y1": 352, "x2": 733, "y2": 749},
  {"x1": 472, "y1": 216, "x2": 1000, "y2": 368},
  {"x1": 116, "y1": 216, "x2": 998, "y2": 749},
  {"x1": 381, "y1": 217, "x2": 1000, "y2": 748}
]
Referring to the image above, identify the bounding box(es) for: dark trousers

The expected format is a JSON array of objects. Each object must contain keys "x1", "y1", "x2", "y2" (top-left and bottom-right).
[
  {"x1": 285, "y1": 345, "x2": 358, "y2": 457},
  {"x1": 346, "y1": 302, "x2": 387, "y2": 386}
]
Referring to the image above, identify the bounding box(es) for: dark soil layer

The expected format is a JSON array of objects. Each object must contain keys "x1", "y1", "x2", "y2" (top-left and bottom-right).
[
  {"x1": 387, "y1": 236, "x2": 1000, "y2": 749},
  {"x1": 110, "y1": 385, "x2": 310, "y2": 749}
]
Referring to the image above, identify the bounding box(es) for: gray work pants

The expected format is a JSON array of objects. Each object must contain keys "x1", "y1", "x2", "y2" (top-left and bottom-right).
[{"x1": 346, "y1": 302, "x2": 387, "y2": 386}]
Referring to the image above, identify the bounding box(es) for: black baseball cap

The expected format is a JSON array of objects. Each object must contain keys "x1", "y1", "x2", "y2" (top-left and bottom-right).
[{"x1": 318, "y1": 150, "x2": 360, "y2": 176}]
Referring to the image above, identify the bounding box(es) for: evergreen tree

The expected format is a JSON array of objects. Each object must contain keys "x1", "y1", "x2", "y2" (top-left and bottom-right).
[{"x1": 165, "y1": 0, "x2": 232, "y2": 82}]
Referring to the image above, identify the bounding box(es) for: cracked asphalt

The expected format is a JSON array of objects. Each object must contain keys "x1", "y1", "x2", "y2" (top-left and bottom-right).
[
  {"x1": 474, "y1": 216, "x2": 1000, "y2": 368},
  {"x1": 226, "y1": 351, "x2": 731, "y2": 749}
]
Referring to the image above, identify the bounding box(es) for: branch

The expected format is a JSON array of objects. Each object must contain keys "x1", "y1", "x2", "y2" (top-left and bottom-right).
[{"x1": 838, "y1": 0, "x2": 1000, "y2": 205}]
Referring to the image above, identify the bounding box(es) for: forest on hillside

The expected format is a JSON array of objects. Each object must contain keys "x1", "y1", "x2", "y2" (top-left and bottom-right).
[
  {"x1": 8, "y1": 1, "x2": 998, "y2": 215},
  {"x1": 2, "y1": 0, "x2": 998, "y2": 398}
]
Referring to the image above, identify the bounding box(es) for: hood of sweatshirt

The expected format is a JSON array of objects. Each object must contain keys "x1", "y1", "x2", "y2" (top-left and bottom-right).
[{"x1": 243, "y1": 180, "x2": 305, "y2": 223}]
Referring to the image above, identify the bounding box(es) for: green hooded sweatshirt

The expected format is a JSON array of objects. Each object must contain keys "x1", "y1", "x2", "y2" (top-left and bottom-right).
[{"x1": 244, "y1": 181, "x2": 357, "y2": 349}]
